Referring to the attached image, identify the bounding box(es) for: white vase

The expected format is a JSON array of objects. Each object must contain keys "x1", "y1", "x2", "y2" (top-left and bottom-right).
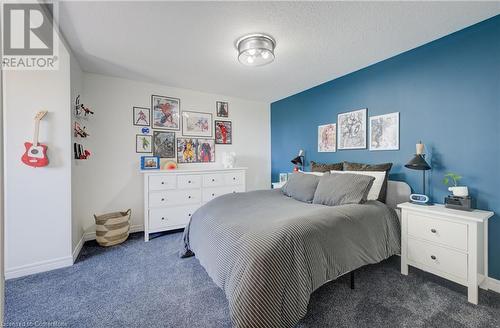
[
  {"x1": 222, "y1": 152, "x2": 236, "y2": 168},
  {"x1": 448, "y1": 186, "x2": 468, "y2": 197}
]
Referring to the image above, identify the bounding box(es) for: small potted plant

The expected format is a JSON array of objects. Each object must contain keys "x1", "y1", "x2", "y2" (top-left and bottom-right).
[{"x1": 443, "y1": 172, "x2": 468, "y2": 197}]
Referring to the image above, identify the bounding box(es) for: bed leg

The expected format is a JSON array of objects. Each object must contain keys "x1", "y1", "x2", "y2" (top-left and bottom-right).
[{"x1": 350, "y1": 271, "x2": 355, "y2": 289}]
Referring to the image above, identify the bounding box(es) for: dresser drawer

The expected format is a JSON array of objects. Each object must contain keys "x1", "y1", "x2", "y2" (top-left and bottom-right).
[
  {"x1": 177, "y1": 175, "x2": 201, "y2": 189},
  {"x1": 149, "y1": 175, "x2": 176, "y2": 191},
  {"x1": 203, "y1": 186, "x2": 245, "y2": 203},
  {"x1": 149, "y1": 189, "x2": 201, "y2": 207},
  {"x1": 408, "y1": 237, "x2": 468, "y2": 280},
  {"x1": 149, "y1": 206, "x2": 196, "y2": 230},
  {"x1": 407, "y1": 212, "x2": 468, "y2": 251},
  {"x1": 203, "y1": 174, "x2": 224, "y2": 187},
  {"x1": 224, "y1": 172, "x2": 245, "y2": 186}
]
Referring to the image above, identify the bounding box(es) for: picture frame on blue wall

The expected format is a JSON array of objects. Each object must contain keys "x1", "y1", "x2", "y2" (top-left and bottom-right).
[
  {"x1": 318, "y1": 123, "x2": 336, "y2": 152},
  {"x1": 369, "y1": 112, "x2": 400, "y2": 151},
  {"x1": 337, "y1": 108, "x2": 367, "y2": 150}
]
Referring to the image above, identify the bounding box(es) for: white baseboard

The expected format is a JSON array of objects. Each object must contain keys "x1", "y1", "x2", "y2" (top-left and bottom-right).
[
  {"x1": 5, "y1": 256, "x2": 73, "y2": 280},
  {"x1": 486, "y1": 277, "x2": 500, "y2": 293},
  {"x1": 82, "y1": 224, "x2": 144, "y2": 242},
  {"x1": 72, "y1": 234, "x2": 85, "y2": 263}
]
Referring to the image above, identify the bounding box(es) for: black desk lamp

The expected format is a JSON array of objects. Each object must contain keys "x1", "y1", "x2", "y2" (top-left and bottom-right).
[
  {"x1": 291, "y1": 150, "x2": 305, "y2": 172},
  {"x1": 405, "y1": 142, "x2": 432, "y2": 205}
]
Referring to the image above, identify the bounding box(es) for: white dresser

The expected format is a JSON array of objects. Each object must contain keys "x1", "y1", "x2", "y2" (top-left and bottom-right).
[
  {"x1": 398, "y1": 202, "x2": 494, "y2": 304},
  {"x1": 143, "y1": 167, "x2": 247, "y2": 241}
]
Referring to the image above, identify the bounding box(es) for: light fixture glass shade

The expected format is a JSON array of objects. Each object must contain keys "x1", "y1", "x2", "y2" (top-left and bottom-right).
[{"x1": 236, "y1": 34, "x2": 275, "y2": 67}]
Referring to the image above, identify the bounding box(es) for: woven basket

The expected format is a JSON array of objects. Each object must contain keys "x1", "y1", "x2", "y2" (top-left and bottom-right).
[{"x1": 94, "y1": 209, "x2": 131, "y2": 247}]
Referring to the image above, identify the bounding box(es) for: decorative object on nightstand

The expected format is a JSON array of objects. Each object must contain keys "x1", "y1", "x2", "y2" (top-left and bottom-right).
[
  {"x1": 404, "y1": 141, "x2": 431, "y2": 205},
  {"x1": 398, "y1": 202, "x2": 493, "y2": 305},
  {"x1": 291, "y1": 150, "x2": 305, "y2": 172},
  {"x1": 443, "y1": 172, "x2": 472, "y2": 211}
]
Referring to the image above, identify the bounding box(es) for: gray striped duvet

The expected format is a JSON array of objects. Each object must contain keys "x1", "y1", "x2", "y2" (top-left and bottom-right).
[{"x1": 181, "y1": 189, "x2": 400, "y2": 328}]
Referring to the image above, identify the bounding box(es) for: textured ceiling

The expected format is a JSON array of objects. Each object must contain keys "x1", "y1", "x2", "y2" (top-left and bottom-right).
[{"x1": 59, "y1": 1, "x2": 500, "y2": 102}]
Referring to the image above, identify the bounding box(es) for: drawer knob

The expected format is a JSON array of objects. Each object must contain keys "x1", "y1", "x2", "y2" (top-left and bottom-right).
[
  {"x1": 161, "y1": 182, "x2": 165, "y2": 185},
  {"x1": 431, "y1": 229, "x2": 437, "y2": 233},
  {"x1": 233, "y1": 191, "x2": 236, "y2": 193},
  {"x1": 212, "y1": 179, "x2": 215, "y2": 182},
  {"x1": 233, "y1": 177, "x2": 236, "y2": 180},
  {"x1": 161, "y1": 217, "x2": 166, "y2": 221},
  {"x1": 430, "y1": 255, "x2": 437, "y2": 260},
  {"x1": 161, "y1": 198, "x2": 165, "y2": 201},
  {"x1": 188, "y1": 180, "x2": 191, "y2": 183},
  {"x1": 188, "y1": 213, "x2": 192, "y2": 217},
  {"x1": 212, "y1": 193, "x2": 215, "y2": 196},
  {"x1": 188, "y1": 195, "x2": 191, "y2": 199}
]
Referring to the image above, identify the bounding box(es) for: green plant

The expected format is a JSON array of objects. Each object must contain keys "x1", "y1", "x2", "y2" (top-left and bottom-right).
[{"x1": 443, "y1": 172, "x2": 462, "y2": 187}]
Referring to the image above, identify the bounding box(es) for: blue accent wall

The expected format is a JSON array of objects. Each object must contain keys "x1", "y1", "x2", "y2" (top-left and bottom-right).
[{"x1": 271, "y1": 16, "x2": 500, "y2": 278}]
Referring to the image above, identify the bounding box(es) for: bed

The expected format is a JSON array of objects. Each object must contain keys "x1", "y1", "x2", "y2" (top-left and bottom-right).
[{"x1": 181, "y1": 180, "x2": 410, "y2": 328}]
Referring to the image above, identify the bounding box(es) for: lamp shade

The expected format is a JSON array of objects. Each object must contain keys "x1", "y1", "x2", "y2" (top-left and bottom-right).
[
  {"x1": 404, "y1": 154, "x2": 431, "y2": 171},
  {"x1": 291, "y1": 156, "x2": 303, "y2": 166}
]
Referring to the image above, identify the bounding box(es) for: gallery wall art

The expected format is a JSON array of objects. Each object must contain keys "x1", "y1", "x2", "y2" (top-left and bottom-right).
[
  {"x1": 151, "y1": 95, "x2": 180, "y2": 130},
  {"x1": 216, "y1": 101, "x2": 229, "y2": 117},
  {"x1": 337, "y1": 108, "x2": 367, "y2": 150},
  {"x1": 369, "y1": 112, "x2": 399, "y2": 151},
  {"x1": 133, "y1": 107, "x2": 150, "y2": 126},
  {"x1": 136, "y1": 134, "x2": 152, "y2": 153},
  {"x1": 177, "y1": 138, "x2": 215, "y2": 163},
  {"x1": 182, "y1": 111, "x2": 212, "y2": 137},
  {"x1": 215, "y1": 120, "x2": 232, "y2": 144},
  {"x1": 153, "y1": 131, "x2": 175, "y2": 158},
  {"x1": 317, "y1": 123, "x2": 336, "y2": 152}
]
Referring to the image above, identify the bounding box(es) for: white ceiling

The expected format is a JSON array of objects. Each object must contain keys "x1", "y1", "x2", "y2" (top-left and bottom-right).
[{"x1": 59, "y1": 1, "x2": 499, "y2": 102}]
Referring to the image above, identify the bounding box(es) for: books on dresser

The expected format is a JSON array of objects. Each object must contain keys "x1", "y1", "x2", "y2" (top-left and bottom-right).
[{"x1": 142, "y1": 167, "x2": 247, "y2": 241}]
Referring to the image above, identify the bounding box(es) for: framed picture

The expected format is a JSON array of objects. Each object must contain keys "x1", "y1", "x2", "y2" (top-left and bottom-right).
[
  {"x1": 182, "y1": 111, "x2": 212, "y2": 137},
  {"x1": 151, "y1": 95, "x2": 180, "y2": 130},
  {"x1": 133, "y1": 107, "x2": 150, "y2": 126},
  {"x1": 215, "y1": 120, "x2": 232, "y2": 144},
  {"x1": 153, "y1": 131, "x2": 175, "y2": 158},
  {"x1": 337, "y1": 108, "x2": 367, "y2": 150},
  {"x1": 140, "y1": 156, "x2": 160, "y2": 170},
  {"x1": 177, "y1": 138, "x2": 215, "y2": 163},
  {"x1": 369, "y1": 112, "x2": 399, "y2": 151},
  {"x1": 216, "y1": 101, "x2": 228, "y2": 117},
  {"x1": 136, "y1": 134, "x2": 152, "y2": 153},
  {"x1": 279, "y1": 173, "x2": 288, "y2": 183},
  {"x1": 318, "y1": 123, "x2": 336, "y2": 152}
]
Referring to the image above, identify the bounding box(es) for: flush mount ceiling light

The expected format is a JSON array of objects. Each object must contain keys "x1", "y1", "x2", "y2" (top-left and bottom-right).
[{"x1": 236, "y1": 33, "x2": 276, "y2": 67}]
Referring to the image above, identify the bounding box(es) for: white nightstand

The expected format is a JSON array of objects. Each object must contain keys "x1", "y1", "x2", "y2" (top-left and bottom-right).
[
  {"x1": 272, "y1": 181, "x2": 286, "y2": 189},
  {"x1": 398, "y1": 202, "x2": 494, "y2": 304}
]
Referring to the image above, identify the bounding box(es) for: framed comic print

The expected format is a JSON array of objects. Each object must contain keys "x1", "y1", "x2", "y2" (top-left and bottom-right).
[
  {"x1": 151, "y1": 95, "x2": 180, "y2": 130},
  {"x1": 337, "y1": 108, "x2": 367, "y2": 150},
  {"x1": 136, "y1": 134, "x2": 152, "y2": 153},
  {"x1": 181, "y1": 111, "x2": 212, "y2": 137},
  {"x1": 215, "y1": 120, "x2": 232, "y2": 144},
  {"x1": 153, "y1": 131, "x2": 175, "y2": 158},
  {"x1": 133, "y1": 107, "x2": 150, "y2": 126}
]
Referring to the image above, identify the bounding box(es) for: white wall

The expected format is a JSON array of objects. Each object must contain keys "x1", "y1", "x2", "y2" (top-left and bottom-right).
[
  {"x1": 70, "y1": 53, "x2": 84, "y2": 258},
  {"x1": 75, "y1": 73, "x2": 270, "y2": 235},
  {"x1": 3, "y1": 40, "x2": 73, "y2": 278}
]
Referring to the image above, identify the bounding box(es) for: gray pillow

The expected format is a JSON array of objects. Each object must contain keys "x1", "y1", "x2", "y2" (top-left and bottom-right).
[
  {"x1": 282, "y1": 172, "x2": 321, "y2": 203},
  {"x1": 312, "y1": 173, "x2": 375, "y2": 206}
]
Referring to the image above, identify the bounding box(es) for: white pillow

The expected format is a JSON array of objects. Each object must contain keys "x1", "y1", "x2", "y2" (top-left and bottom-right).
[{"x1": 330, "y1": 170, "x2": 386, "y2": 201}]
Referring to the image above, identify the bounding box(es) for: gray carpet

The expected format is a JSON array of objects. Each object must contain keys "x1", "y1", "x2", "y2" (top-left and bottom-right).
[{"x1": 6, "y1": 231, "x2": 500, "y2": 328}]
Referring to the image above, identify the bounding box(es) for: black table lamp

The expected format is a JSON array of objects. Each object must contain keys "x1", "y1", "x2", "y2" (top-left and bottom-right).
[
  {"x1": 405, "y1": 142, "x2": 432, "y2": 204},
  {"x1": 291, "y1": 150, "x2": 305, "y2": 171}
]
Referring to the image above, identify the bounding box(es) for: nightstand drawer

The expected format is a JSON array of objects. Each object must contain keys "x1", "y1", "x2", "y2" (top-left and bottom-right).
[
  {"x1": 407, "y1": 212, "x2": 468, "y2": 251},
  {"x1": 408, "y1": 237, "x2": 468, "y2": 280}
]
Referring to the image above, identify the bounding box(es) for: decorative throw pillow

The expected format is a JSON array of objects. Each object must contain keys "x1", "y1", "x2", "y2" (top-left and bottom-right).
[
  {"x1": 312, "y1": 173, "x2": 375, "y2": 206},
  {"x1": 343, "y1": 161, "x2": 393, "y2": 203},
  {"x1": 311, "y1": 161, "x2": 343, "y2": 173},
  {"x1": 282, "y1": 172, "x2": 321, "y2": 203},
  {"x1": 331, "y1": 170, "x2": 387, "y2": 201}
]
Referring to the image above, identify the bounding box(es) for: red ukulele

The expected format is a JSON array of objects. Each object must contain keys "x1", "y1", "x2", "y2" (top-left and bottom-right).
[{"x1": 21, "y1": 111, "x2": 49, "y2": 167}]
